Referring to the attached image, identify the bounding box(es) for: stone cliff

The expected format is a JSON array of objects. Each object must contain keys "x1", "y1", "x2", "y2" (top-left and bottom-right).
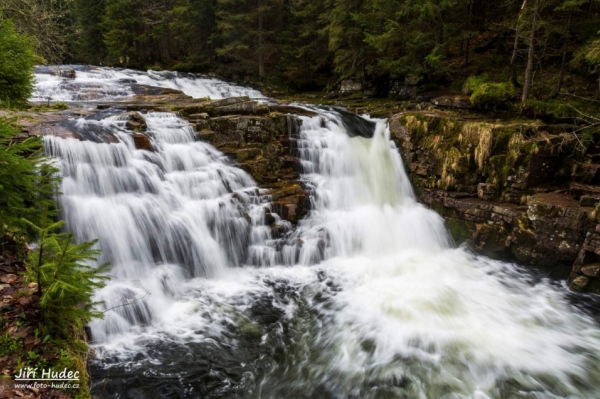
[{"x1": 389, "y1": 111, "x2": 600, "y2": 293}]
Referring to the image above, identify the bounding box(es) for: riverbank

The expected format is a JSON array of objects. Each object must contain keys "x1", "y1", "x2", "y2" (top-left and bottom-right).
[{"x1": 12, "y1": 80, "x2": 600, "y2": 297}]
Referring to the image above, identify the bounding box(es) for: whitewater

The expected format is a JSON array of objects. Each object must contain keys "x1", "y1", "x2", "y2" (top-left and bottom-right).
[{"x1": 37, "y1": 67, "x2": 600, "y2": 398}]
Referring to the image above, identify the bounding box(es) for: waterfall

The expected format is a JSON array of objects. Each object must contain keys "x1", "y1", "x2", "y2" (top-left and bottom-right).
[
  {"x1": 46, "y1": 111, "x2": 277, "y2": 343},
  {"x1": 40, "y1": 70, "x2": 600, "y2": 399},
  {"x1": 32, "y1": 65, "x2": 265, "y2": 102}
]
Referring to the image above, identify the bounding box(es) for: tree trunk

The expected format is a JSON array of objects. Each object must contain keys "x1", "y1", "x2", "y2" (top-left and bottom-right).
[
  {"x1": 510, "y1": 0, "x2": 527, "y2": 87},
  {"x1": 522, "y1": 0, "x2": 538, "y2": 103},
  {"x1": 553, "y1": 10, "x2": 572, "y2": 98},
  {"x1": 258, "y1": 0, "x2": 265, "y2": 79},
  {"x1": 465, "y1": 36, "x2": 471, "y2": 66}
]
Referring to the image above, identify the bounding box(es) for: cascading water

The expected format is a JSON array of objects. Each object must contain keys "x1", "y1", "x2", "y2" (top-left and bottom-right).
[
  {"x1": 33, "y1": 65, "x2": 266, "y2": 102},
  {"x1": 41, "y1": 73, "x2": 600, "y2": 399},
  {"x1": 45, "y1": 111, "x2": 278, "y2": 343}
]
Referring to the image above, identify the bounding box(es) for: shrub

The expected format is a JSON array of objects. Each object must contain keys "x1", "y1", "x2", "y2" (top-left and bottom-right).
[
  {"x1": 463, "y1": 76, "x2": 516, "y2": 110},
  {"x1": 0, "y1": 118, "x2": 57, "y2": 250},
  {"x1": 25, "y1": 220, "x2": 110, "y2": 340},
  {"x1": 0, "y1": 16, "x2": 35, "y2": 108}
]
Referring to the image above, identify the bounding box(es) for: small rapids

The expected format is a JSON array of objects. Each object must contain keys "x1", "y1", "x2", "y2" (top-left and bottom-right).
[
  {"x1": 41, "y1": 71, "x2": 600, "y2": 399},
  {"x1": 32, "y1": 65, "x2": 265, "y2": 102}
]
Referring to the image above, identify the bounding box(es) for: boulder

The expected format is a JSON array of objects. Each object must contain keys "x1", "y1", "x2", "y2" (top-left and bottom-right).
[
  {"x1": 340, "y1": 80, "x2": 362, "y2": 94},
  {"x1": 48, "y1": 66, "x2": 76, "y2": 79},
  {"x1": 570, "y1": 275, "x2": 590, "y2": 292},
  {"x1": 132, "y1": 133, "x2": 153, "y2": 151},
  {"x1": 431, "y1": 95, "x2": 473, "y2": 109},
  {"x1": 122, "y1": 112, "x2": 147, "y2": 132}
]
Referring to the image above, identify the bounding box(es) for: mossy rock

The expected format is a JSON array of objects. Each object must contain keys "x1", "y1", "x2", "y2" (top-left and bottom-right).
[{"x1": 445, "y1": 218, "x2": 474, "y2": 245}]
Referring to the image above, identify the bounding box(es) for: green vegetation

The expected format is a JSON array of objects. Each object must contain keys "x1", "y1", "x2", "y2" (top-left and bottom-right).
[
  {"x1": 0, "y1": 116, "x2": 108, "y2": 398},
  {"x1": 0, "y1": 17, "x2": 35, "y2": 108},
  {"x1": 0, "y1": 119, "x2": 54, "y2": 246},
  {"x1": 1, "y1": 0, "x2": 599, "y2": 107},
  {"x1": 26, "y1": 220, "x2": 109, "y2": 340},
  {"x1": 0, "y1": 13, "x2": 108, "y2": 397},
  {"x1": 65, "y1": 0, "x2": 600, "y2": 99},
  {"x1": 464, "y1": 76, "x2": 516, "y2": 109}
]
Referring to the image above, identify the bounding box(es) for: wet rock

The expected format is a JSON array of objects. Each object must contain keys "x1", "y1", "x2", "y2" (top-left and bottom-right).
[
  {"x1": 269, "y1": 105, "x2": 319, "y2": 117},
  {"x1": 420, "y1": 189, "x2": 591, "y2": 272},
  {"x1": 188, "y1": 113, "x2": 209, "y2": 121},
  {"x1": 391, "y1": 110, "x2": 600, "y2": 292},
  {"x1": 213, "y1": 101, "x2": 259, "y2": 116},
  {"x1": 224, "y1": 147, "x2": 262, "y2": 162},
  {"x1": 210, "y1": 96, "x2": 250, "y2": 107},
  {"x1": 132, "y1": 133, "x2": 153, "y2": 151},
  {"x1": 196, "y1": 129, "x2": 216, "y2": 142},
  {"x1": 431, "y1": 95, "x2": 473, "y2": 109},
  {"x1": 570, "y1": 275, "x2": 590, "y2": 292},
  {"x1": 264, "y1": 209, "x2": 276, "y2": 226},
  {"x1": 478, "y1": 183, "x2": 496, "y2": 201},
  {"x1": 334, "y1": 107, "x2": 376, "y2": 138},
  {"x1": 581, "y1": 263, "x2": 600, "y2": 277},
  {"x1": 267, "y1": 181, "x2": 310, "y2": 224},
  {"x1": 130, "y1": 85, "x2": 184, "y2": 96},
  {"x1": 123, "y1": 111, "x2": 147, "y2": 132},
  {"x1": 48, "y1": 66, "x2": 76, "y2": 79},
  {"x1": 27, "y1": 123, "x2": 81, "y2": 140},
  {"x1": 190, "y1": 113, "x2": 301, "y2": 184},
  {"x1": 340, "y1": 80, "x2": 362, "y2": 94}
]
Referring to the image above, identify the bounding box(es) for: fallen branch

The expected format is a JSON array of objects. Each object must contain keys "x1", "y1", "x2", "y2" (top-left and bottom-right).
[
  {"x1": 561, "y1": 93, "x2": 600, "y2": 104},
  {"x1": 102, "y1": 288, "x2": 151, "y2": 314}
]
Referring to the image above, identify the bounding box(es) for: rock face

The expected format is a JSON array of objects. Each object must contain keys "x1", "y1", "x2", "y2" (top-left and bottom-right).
[
  {"x1": 390, "y1": 110, "x2": 600, "y2": 293},
  {"x1": 178, "y1": 99, "x2": 310, "y2": 224}
]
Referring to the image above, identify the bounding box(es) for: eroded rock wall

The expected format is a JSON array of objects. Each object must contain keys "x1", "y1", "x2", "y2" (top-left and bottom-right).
[{"x1": 390, "y1": 111, "x2": 600, "y2": 293}]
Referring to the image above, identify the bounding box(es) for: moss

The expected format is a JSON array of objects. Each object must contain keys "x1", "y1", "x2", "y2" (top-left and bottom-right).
[
  {"x1": 463, "y1": 76, "x2": 516, "y2": 110},
  {"x1": 27, "y1": 102, "x2": 69, "y2": 112},
  {"x1": 445, "y1": 218, "x2": 473, "y2": 245},
  {"x1": 429, "y1": 202, "x2": 446, "y2": 216},
  {"x1": 410, "y1": 175, "x2": 424, "y2": 198}
]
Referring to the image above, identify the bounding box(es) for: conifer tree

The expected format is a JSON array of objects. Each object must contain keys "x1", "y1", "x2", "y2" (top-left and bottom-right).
[
  {"x1": 0, "y1": 17, "x2": 35, "y2": 108},
  {"x1": 26, "y1": 220, "x2": 109, "y2": 339}
]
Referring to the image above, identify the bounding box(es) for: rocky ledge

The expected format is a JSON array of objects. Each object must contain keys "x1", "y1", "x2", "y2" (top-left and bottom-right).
[
  {"x1": 18, "y1": 91, "x2": 312, "y2": 232},
  {"x1": 390, "y1": 110, "x2": 600, "y2": 293},
  {"x1": 176, "y1": 97, "x2": 311, "y2": 224}
]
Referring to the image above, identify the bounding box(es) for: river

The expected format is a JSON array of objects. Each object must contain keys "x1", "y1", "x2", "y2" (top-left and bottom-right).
[{"x1": 36, "y1": 66, "x2": 600, "y2": 399}]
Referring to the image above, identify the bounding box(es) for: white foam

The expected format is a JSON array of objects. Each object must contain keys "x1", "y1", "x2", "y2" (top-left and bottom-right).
[{"x1": 32, "y1": 66, "x2": 266, "y2": 102}]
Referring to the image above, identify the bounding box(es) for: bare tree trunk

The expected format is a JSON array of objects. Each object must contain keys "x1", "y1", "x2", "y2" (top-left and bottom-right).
[
  {"x1": 553, "y1": 10, "x2": 572, "y2": 98},
  {"x1": 510, "y1": 0, "x2": 528, "y2": 87},
  {"x1": 464, "y1": 0, "x2": 474, "y2": 66},
  {"x1": 522, "y1": 0, "x2": 539, "y2": 103},
  {"x1": 258, "y1": 0, "x2": 265, "y2": 79},
  {"x1": 465, "y1": 36, "x2": 471, "y2": 66}
]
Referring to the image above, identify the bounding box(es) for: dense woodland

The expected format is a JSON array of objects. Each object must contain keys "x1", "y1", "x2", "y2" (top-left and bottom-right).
[
  {"x1": 1, "y1": 0, "x2": 600, "y2": 103},
  {"x1": 0, "y1": 14, "x2": 107, "y2": 396},
  {"x1": 0, "y1": 2, "x2": 600, "y2": 396}
]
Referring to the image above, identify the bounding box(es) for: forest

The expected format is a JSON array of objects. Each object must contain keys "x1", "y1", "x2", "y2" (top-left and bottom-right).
[
  {"x1": 3, "y1": 1, "x2": 600, "y2": 398},
  {"x1": 2, "y1": 0, "x2": 600, "y2": 102}
]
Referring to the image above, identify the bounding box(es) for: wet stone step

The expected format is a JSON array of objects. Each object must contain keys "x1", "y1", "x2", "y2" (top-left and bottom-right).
[{"x1": 581, "y1": 263, "x2": 600, "y2": 278}]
